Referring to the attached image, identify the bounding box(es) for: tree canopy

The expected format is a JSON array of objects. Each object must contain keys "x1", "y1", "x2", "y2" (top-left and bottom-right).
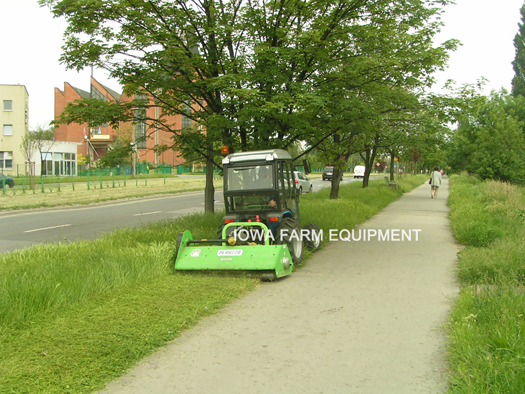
[
  {"x1": 512, "y1": 2, "x2": 525, "y2": 97},
  {"x1": 446, "y1": 89, "x2": 525, "y2": 185},
  {"x1": 41, "y1": 0, "x2": 457, "y2": 206}
]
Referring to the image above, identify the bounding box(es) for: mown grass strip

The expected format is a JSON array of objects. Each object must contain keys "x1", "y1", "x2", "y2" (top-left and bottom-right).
[
  {"x1": 447, "y1": 174, "x2": 525, "y2": 393},
  {"x1": 1, "y1": 275, "x2": 258, "y2": 394},
  {"x1": 0, "y1": 176, "x2": 425, "y2": 393}
]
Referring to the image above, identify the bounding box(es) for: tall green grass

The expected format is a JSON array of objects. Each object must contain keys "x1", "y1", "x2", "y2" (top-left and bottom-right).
[
  {"x1": 449, "y1": 177, "x2": 525, "y2": 248},
  {"x1": 0, "y1": 176, "x2": 426, "y2": 393},
  {"x1": 447, "y1": 174, "x2": 525, "y2": 392},
  {"x1": 448, "y1": 287, "x2": 525, "y2": 393},
  {"x1": 0, "y1": 212, "x2": 222, "y2": 329},
  {"x1": 0, "y1": 242, "x2": 174, "y2": 329},
  {"x1": 449, "y1": 175, "x2": 525, "y2": 284}
]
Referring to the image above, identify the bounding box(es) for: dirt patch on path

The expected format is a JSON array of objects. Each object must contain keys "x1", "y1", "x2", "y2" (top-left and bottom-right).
[{"x1": 100, "y1": 178, "x2": 459, "y2": 394}]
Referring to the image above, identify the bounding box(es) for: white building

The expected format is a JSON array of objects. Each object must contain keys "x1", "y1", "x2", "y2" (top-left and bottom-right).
[
  {"x1": 32, "y1": 140, "x2": 81, "y2": 176},
  {"x1": 0, "y1": 84, "x2": 29, "y2": 176}
]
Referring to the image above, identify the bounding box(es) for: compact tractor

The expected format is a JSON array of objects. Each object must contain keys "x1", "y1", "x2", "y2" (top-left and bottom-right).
[{"x1": 174, "y1": 149, "x2": 321, "y2": 280}]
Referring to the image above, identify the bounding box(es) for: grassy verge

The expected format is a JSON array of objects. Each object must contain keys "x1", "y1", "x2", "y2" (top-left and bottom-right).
[
  {"x1": 0, "y1": 175, "x2": 425, "y2": 393},
  {"x1": 446, "y1": 174, "x2": 525, "y2": 392},
  {"x1": 0, "y1": 177, "x2": 207, "y2": 211},
  {"x1": 0, "y1": 173, "x2": 330, "y2": 212}
]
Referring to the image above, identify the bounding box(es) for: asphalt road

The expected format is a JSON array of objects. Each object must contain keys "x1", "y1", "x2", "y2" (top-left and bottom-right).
[{"x1": 0, "y1": 177, "x2": 357, "y2": 254}]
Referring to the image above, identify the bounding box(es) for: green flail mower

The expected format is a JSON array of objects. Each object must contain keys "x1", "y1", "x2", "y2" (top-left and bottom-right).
[{"x1": 174, "y1": 149, "x2": 321, "y2": 281}]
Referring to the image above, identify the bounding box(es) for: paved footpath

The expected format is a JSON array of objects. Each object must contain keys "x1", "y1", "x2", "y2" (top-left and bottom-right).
[{"x1": 100, "y1": 178, "x2": 459, "y2": 394}]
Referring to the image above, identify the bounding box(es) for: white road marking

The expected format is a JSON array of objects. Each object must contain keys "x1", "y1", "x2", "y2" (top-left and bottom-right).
[
  {"x1": 133, "y1": 211, "x2": 162, "y2": 216},
  {"x1": 24, "y1": 224, "x2": 71, "y2": 233}
]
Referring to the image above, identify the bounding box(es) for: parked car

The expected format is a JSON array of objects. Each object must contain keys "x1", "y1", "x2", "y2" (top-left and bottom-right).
[
  {"x1": 0, "y1": 173, "x2": 14, "y2": 188},
  {"x1": 322, "y1": 166, "x2": 343, "y2": 181},
  {"x1": 294, "y1": 171, "x2": 313, "y2": 194},
  {"x1": 353, "y1": 165, "x2": 366, "y2": 178},
  {"x1": 322, "y1": 166, "x2": 333, "y2": 181}
]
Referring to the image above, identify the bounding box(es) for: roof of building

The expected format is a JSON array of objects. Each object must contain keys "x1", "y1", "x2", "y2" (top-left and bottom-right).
[
  {"x1": 0, "y1": 84, "x2": 29, "y2": 96},
  {"x1": 72, "y1": 86, "x2": 90, "y2": 99},
  {"x1": 99, "y1": 83, "x2": 122, "y2": 101}
]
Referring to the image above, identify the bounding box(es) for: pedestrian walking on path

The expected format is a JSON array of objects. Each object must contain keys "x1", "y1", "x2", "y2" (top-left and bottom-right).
[
  {"x1": 100, "y1": 178, "x2": 458, "y2": 394},
  {"x1": 430, "y1": 167, "x2": 442, "y2": 199}
]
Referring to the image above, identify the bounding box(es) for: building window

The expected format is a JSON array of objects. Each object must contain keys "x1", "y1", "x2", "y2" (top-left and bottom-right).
[
  {"x1": 3, "y1": 100, "x2": 12, "y2": 111},
  {"x1": 181, "y1": 101, "x2": 192, "y2": 129},
  {"x1": 134, "y1": 120, "x2": 147, "y2": 149},
  {"x1": 3, "y1": 125, "x2": 13, "y2": 136},
  {"x1": 91, "y1": 85, "x2": 106, "y2": 101},
  {"x1": 42, "y1": 152, "x2": 76, "y2": 176},
  {"x1": 42, "y1": 152, "x2": 52, "y2": 175},
  {"x1": 64, "y1": 153, "x2": 74, "y2": 175},
  {"x1": 0, "y1": 152, "x2": 13, "y2": 170},
  {"x1": 134, "y1": 101, "x2": 148, "y2": 149}
]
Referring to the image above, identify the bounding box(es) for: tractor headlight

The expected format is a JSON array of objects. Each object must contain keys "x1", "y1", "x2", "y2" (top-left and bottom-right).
[{"x1": 282, "y1": 256, "x2": 291, "y2": 270}]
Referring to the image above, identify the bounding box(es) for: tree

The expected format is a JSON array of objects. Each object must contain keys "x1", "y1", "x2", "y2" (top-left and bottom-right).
[
  {"x1": 446, "y1": 89, "x2": 525, "y2": 184},
  {"x1": 98, "y1": 140, "x2": 133, "y2": 168},
  {"x1": 20, "y1": 134, "x2": 38, "y2": 187},
  {"x1": 298, "y1": 0, "x2": 457, "y2": 195},
  {"x1": 20, "y1": 125, "x2": 55, "y2": 179},
  {"x1": 512, "y1": 2, "x2": 525, "y2": 97}
]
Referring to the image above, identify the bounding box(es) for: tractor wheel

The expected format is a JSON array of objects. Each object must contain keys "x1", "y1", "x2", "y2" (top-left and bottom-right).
[
  {"x1": 304, "y1": 223, "x2": 321, "y2": 251},
  {"x1": 217, "y1": 223, "x2": 238, "y2": 240},
  {"x1": 276, "y1": 218, "x2": 303, "y2": 265},
  {"x1": 217, "y1": 224, "x2": 226, "y2": 239}
]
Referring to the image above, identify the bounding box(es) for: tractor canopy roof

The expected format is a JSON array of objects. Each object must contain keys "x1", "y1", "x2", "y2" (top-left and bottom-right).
[{"x1": 222, "y1": 149, "x2": 292, "y2": 165}]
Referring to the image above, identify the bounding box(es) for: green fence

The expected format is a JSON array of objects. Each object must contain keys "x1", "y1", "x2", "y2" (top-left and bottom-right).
[
  {"x1": 176, "y1": 165, "x2": 191, "y2": 174},
  {"x1": 78, "y1": 163, "x2": 172, "y2": 177},
  {"x1": 176, "y1": 165, "x2": 223, "y2": 176}
]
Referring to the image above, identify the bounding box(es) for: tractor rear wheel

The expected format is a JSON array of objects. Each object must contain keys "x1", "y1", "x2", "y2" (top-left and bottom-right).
[
  {"x1": 217, "y1": 223, "x2": 240, "y2": 242},
  {"x1": 304, "y1": 223, "x2": 321, "y2": 251},
  {"x1": 217, "y1": 224, "x2": 226, "y2": 239},
  {"x1": 276, "y1": 218, "x2": 303, "y2": 265}
]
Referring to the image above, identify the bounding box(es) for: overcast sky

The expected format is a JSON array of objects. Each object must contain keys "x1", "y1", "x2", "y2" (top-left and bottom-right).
[{"x1": 1, "y1": 0, "x2": 524, "y2": 129}]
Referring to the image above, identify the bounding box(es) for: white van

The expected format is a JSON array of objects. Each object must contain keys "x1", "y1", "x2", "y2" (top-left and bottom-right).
[{"x1": 353, "y1": 165, "x2": 365, "y2": 178}]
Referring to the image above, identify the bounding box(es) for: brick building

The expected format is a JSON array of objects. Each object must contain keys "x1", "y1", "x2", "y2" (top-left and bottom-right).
[{"x1": 54, "y1": 77, "x2": 186, "y2": 168}]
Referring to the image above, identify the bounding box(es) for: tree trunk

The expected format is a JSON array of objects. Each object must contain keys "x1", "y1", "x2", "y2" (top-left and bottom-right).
[
  {"x1": 204, "y1": 142, "x2": 215, "y2": 213},
  {"x1": 329, "y1": 167, "x2": 342, "y2": 200},
  {"x1": 362, "y1": 146, "x2": 378, "y2": 188},
  {"x1": 329, "y1": 146, "x2": 353, "y2": 199},
  {"x1": 389, "y1": 151, "x2": 395, "y2": 181}
]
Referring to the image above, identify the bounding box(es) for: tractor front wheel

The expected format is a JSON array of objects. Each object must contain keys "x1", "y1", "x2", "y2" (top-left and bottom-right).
[{"x1": 276, "y1": 218, "x2": 303, "y2": 265}]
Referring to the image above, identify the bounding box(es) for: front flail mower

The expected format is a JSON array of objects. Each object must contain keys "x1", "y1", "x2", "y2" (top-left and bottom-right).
[
  {"x1": 174, "y1": 222, "x2": 294, "y2": 281},
  {"x1": 174, "y1": 149, "x2": 321, "y2": 280}
]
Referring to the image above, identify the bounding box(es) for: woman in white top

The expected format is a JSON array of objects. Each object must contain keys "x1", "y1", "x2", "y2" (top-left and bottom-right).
[{"x1": 430, "y1": 166, "x2": 442, "y2": 199}]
